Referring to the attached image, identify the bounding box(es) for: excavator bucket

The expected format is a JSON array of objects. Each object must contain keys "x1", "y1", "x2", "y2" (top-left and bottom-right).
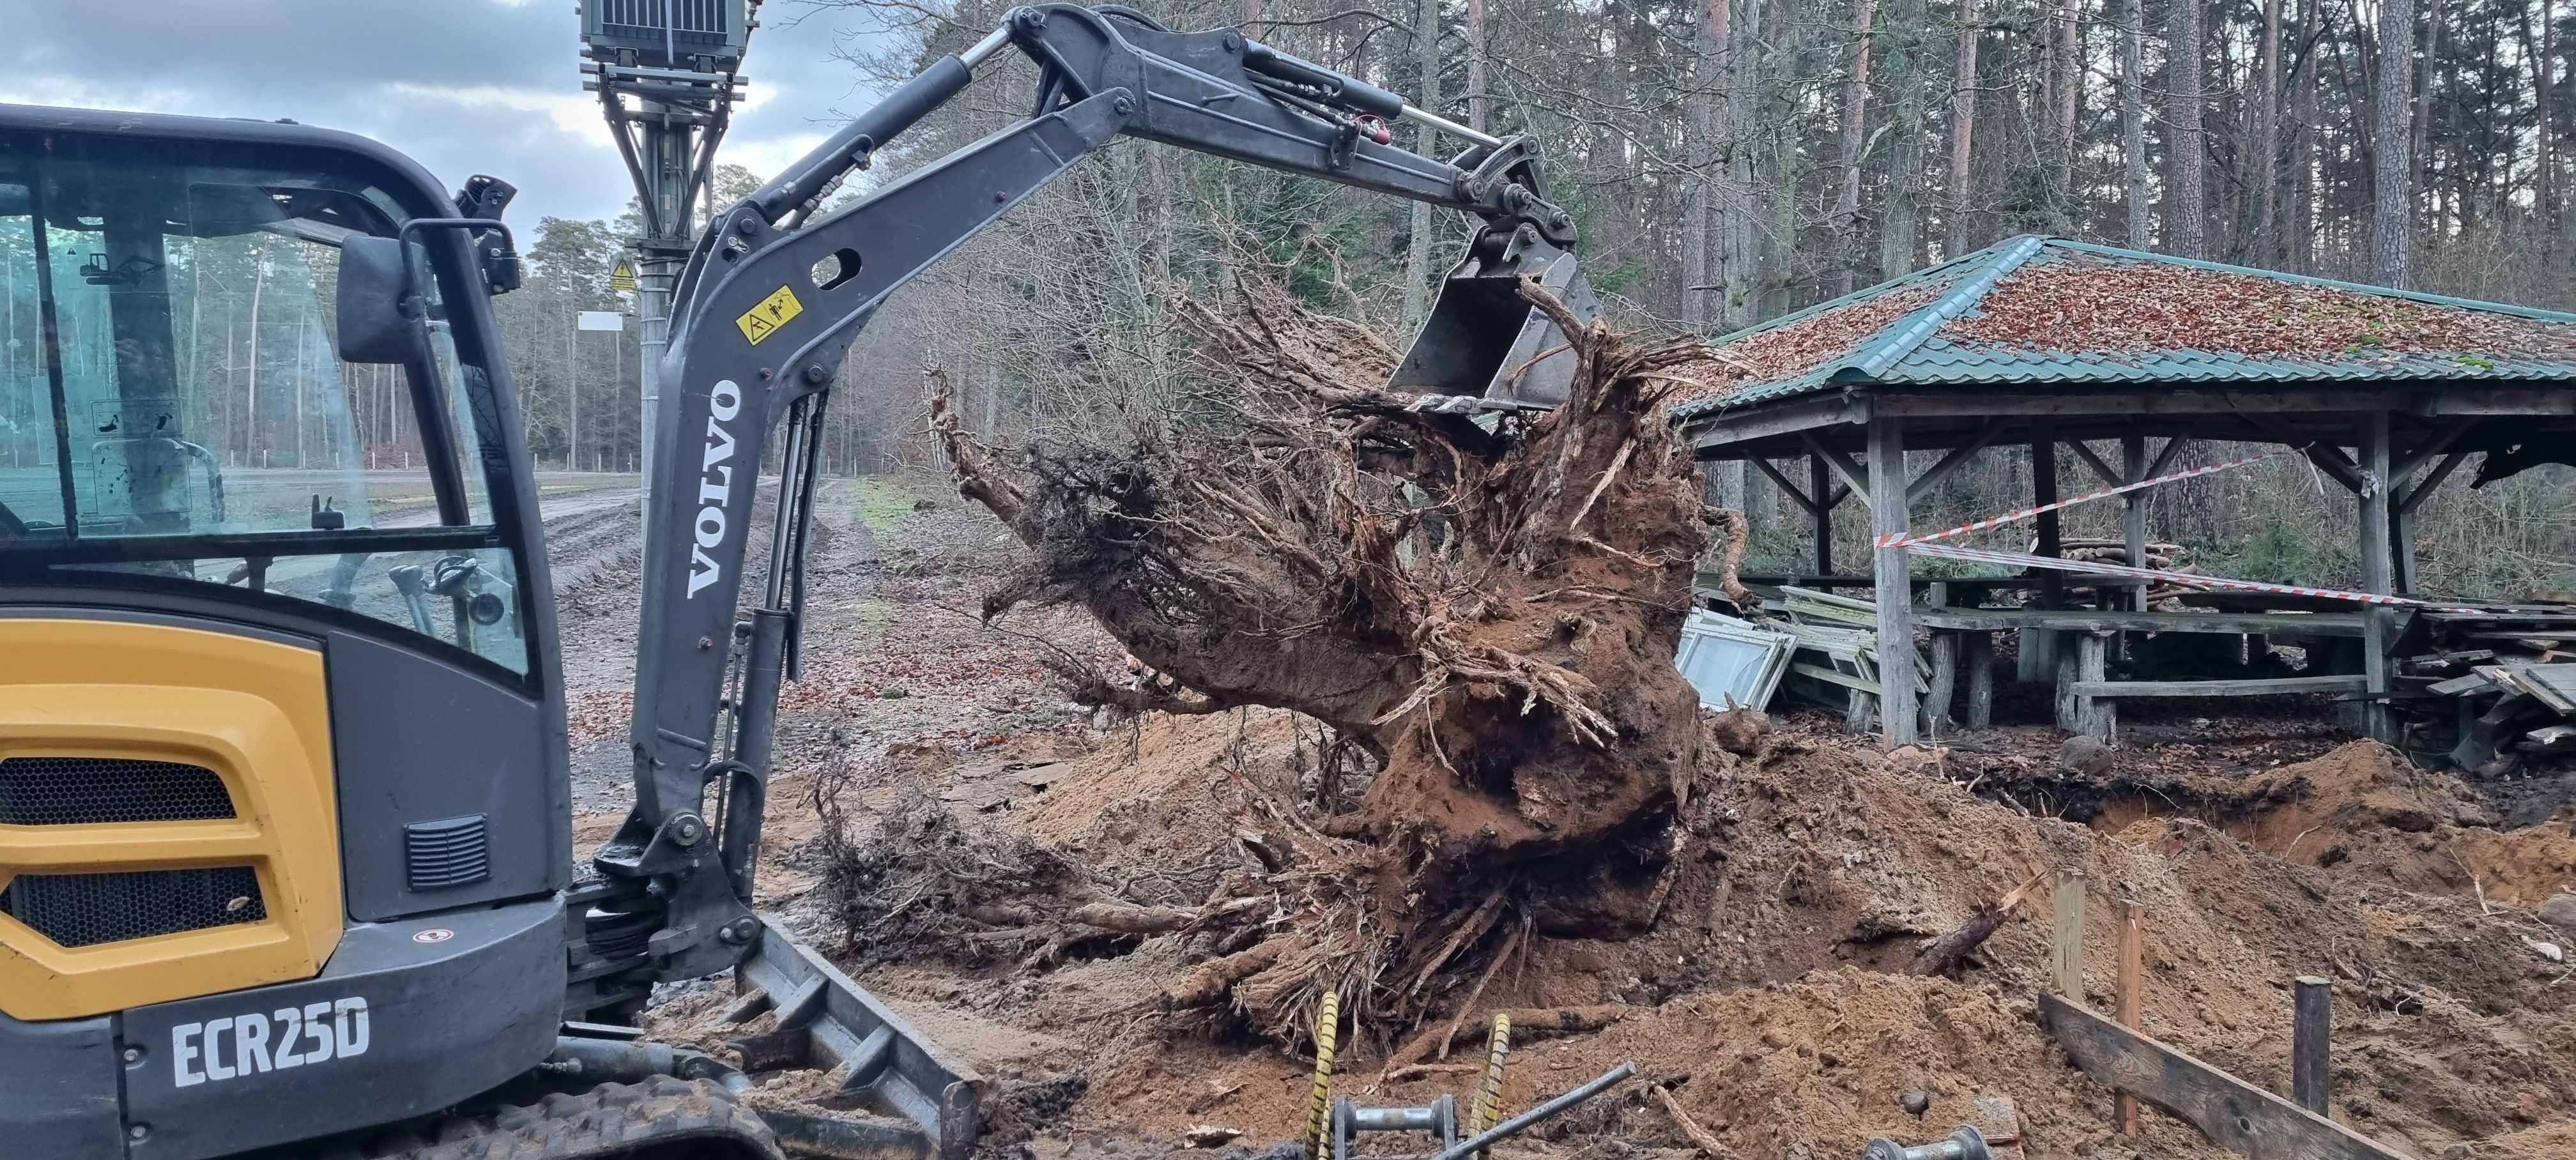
[
  {"x1": 723, "y1": 917, "x2": 984, "y2": 1159},
  {"x1": 1386, "y1": 236, "x2": 1600, "y2": 408}
]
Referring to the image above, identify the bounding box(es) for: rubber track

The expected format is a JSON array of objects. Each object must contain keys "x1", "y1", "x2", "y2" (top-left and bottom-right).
[{"x1": 318, "y1": 1077, "x2": 784, "y2": 1160}]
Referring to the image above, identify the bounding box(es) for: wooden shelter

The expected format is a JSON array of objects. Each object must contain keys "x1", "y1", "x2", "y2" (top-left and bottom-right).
[{"x1": 1678, "y1": 235, "x2": 2576, "y2": 745}]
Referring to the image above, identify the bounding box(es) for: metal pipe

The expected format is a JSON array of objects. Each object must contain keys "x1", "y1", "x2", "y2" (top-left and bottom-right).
[
  {"x1": 960, "y1": 25, "x2": 1014, "y2": 70},
  {"x1": 1420, "y1": 1063, "x2": 1634, "y2": 1160},
  {"x1": 749, "y1": 54, "x2": 974, "y2": 221},
  {"x1": 1350, "y1": 1106, "x2": 1439, "y2": 1132},
  {"x1": 543, "y1": 1035, "x2": 753, "y2": 1094},
  {"x1": 1397, "y1": 104, "x2": 1505, "y2": 149}
]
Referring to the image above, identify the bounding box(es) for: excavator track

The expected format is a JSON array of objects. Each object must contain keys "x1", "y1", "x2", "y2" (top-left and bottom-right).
[{"x1": 311, "y1": 1077, "x2": 784, "y2": 1160}]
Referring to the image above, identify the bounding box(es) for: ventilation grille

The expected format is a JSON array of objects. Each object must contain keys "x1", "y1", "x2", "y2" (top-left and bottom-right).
[
  {"x1": 405, "y1": 815, "x2": 491, "y2": 891},
  {"x1": 0, "y1": 867, "x2": 266, "y2": 948},
  {"x1": 0, "y1": 756, "x2": 235, "y2": 825}
]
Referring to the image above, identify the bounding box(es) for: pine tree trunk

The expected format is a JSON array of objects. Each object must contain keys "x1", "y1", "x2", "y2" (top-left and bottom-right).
[
  {"x1": 1947, "y1": 0, "x2": 1982, "y2": 256},
  {"x1": 2253, "y1": 0, "x2": 2284, "y2": 262},
  {"x1": 2168, "y1": 0, "x2": 2205, "y2": 256},
  {"x1": 1683, "y1": 0, "x2": 1718, "y2": 327},
  {"x1": 1467, "y1": 0, "x2": 1488, "y2": 133},
  {"x1": 2122, "y1": 0, "x2": 2149, "y2": 247},
  {"x1": 2373, "y1": 0, "x2": 2416, "y2": 286},
  {"x1": 1401, "y1": 0, "x2": 1442, "y2": 326},
  {"x1": 1835, "y1": 0, "x2": 1881, "y2": 294},
  {"x1": 1882, "y1": 0, "x2": 1929, "y2": 277},
  {"x1": 2411, "y1": 0, "x2": 2439, "y2": 235},
  {"x1": 2292, "y1": 0, "x2": 2319, "y2": 268},
  {"x1": 2543, "y1": 0, "x2": 2557, "y2": 234},
  {"x1": 1725, "y1": 0, "x2": 1760, "y2": 328}
]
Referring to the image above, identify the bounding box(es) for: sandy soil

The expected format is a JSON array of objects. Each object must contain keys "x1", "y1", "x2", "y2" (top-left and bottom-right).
[{"x1": 556, "y1": 477, "x2": 2576, "y2": 1160}]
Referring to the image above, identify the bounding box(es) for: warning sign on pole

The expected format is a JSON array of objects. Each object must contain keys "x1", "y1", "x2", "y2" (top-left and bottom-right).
[{"x1": 608, "y1": 259, "x2": 637, "y2": 293}]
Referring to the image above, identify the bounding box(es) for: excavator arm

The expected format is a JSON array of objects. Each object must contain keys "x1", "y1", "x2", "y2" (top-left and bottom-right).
[{"x1": 581, "y1": 0, "x2": 1595, "y2": 1004}]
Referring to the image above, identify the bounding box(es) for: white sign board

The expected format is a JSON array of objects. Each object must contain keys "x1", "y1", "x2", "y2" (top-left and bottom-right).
[{"x1": 577, "y1": 311, "x2": 626, "y2": 332}]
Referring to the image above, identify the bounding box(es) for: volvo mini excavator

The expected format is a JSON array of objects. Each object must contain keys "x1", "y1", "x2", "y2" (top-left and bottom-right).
[{"x1": 0, "y1": 6, "x2": 1594, "y2": 1156}]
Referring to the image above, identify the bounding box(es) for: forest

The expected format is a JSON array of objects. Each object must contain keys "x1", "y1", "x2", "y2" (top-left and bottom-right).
[
  {"x1": 6, "y1": 0, "x2": 2564, "y2": 594},
  {"x1": 512, "y1": 0, "x2": 2570, "y2": 597}
]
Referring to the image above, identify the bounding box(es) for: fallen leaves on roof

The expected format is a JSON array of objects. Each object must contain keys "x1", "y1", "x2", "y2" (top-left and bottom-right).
[
  {"x1": 1678, "y1": 283, "x2": 1948, "y2": 406},
  {"x1": 1945, "y1": 258, "x2": 2576, "y2": 362}
]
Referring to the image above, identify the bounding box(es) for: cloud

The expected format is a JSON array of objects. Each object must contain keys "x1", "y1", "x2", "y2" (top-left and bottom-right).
[{"x1": 0, "y1": 0, "x2": 901, "y2": 230}]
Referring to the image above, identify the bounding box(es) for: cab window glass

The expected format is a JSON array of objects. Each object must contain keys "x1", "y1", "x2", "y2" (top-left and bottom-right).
[{"x1": 0, "y1": 148, "x2": 528, "y2": 675}]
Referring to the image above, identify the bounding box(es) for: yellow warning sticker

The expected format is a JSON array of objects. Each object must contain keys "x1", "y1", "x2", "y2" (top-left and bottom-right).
[{"x1": 736, "y1": 285, "x2": 804, "y2": 345}]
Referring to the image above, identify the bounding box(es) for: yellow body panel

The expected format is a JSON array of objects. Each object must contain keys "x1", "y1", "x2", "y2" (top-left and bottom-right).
[{"x1": 0, "y1": 618, "x2": 341, "y2": 1020}]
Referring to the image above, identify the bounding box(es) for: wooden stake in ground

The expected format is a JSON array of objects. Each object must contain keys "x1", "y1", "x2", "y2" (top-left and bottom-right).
[
  {"x1": 2115, "y1": 899, "x2": 2145, "y2": 1135},
  {"x1": 2051, "y1": 868, "x2": 2087, "y2": 998},
  {"x1": 2292, "y1": 976, "x2": 2333, "y2": 1115}
]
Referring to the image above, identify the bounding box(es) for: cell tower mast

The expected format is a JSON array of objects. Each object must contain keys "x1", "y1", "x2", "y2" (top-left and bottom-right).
[{"x1": 580, "y1": 0, "x2": 756, "y2": 525}]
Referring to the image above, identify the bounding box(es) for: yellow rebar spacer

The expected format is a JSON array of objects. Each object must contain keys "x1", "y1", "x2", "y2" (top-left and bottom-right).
[
  {"x1": 1305, "y1": 989, "x2": 1340, "y2": 1160},
  {"x1": 1469, "y1": 1012, "x2": 1512, "y2": 1159}
]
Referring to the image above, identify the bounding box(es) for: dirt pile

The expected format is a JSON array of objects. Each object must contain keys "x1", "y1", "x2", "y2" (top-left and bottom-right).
[
  {"x1": 860, "y1": 719, "x2": 2576, "y2": 1159},
  {"x1": 2200, "y1": 742, "x2": 2576, "y2": 906}
]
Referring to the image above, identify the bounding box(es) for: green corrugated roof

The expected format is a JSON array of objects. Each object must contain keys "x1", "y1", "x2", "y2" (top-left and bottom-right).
[{"x1": 1671, "y1": 235, "x2": 2576, "y2": 420}]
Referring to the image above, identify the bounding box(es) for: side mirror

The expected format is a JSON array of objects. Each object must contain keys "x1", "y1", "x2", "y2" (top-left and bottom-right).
[{"x1": 337, "y1": 235, "x2": 429, "y2": 365}]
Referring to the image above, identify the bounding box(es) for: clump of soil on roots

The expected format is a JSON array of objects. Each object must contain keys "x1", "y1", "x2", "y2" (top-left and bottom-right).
[{"x1": 924, "y1": 272, "x2": 1735, "y2": 1041}]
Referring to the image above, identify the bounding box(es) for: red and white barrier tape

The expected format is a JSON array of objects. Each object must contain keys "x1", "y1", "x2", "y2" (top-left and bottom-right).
[
  {"x1": 1874, "y1": 444, "x2": 2308, "y2": 550},
  {"x1": 1903, "y1": 542, "x2": 2481, "y2": 613}
]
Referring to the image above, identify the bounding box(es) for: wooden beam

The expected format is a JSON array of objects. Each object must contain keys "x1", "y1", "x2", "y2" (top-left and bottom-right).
[
  {"x1": 2293, "y1": 977, "x2": 2333, "y2": 1116},
  {"x1": 1916, "y1": 609, "x2": 2365, "y2": 635},
  {"x1": 1905, "y1": 418, "x2": 2008, "y2": 505},
  {"x1": 2034, "y1": 432, "x2": 2064, "y2": 607},
  {"x1": 2359, "y1": 412, "x2": 2395, "y2": 742},
  {"x1": 1964, "y1": 632, "x2": 1995, "y2": 729},
  {"x1": 1867, "y1": 416, "x2": 1919, "y2": 745},
  {"x1": 2051, "y1": 869, "x2": 2086, "y2": 998},
  {"x1": 1924, "y1": 583, "x2": 1955, "y2": 737},
  {"x1": 1802, "y1": 431, "x2": 1873, "y2": 502},
  {"x1": 1749, "y1": 456, "x2": 1818, "y2": 515},
  {"x1": 2123, "y1": 432, "x2": 2149, "y2": 613},
  {"x1": 2038, "y1": 993, "x2": 2419, "y2": 1160},
  {"x1": 2067, "y1": 675, "x2": 2370, "y2": 697},
  {"x1": 2417, "y1": 387, "x2": 2576, "y2": 415},
  {"x1": 2116, "y1": 902, "x2": 2146, "y2": 1136},
  {"x1": 2393, "y1": 416, "x2": 2476, "y2": 477},
  {"x1": 1873, "y1": 388, "x2": 2419, "y2": 418},
  {"x1": 1689, "y1": 395, "x2": 1868, "y2": 449},
  {"x1": 2396, "y1": 450, "x2": 2467, "y2": 516},
  {"x1": 1811, "y1": 455, "x2": 1834, "y2": 575},
  {"x1": 2144, "y1": 435, "x2": 2191, "y2": 481},
  {"x1": 2242, "y1": 412, "x2": 2369, "y2": 491},
  {"x1": 1751, "y1": 456, "x2": 1813, "y2": 515},
  {"x1": 2067, "y1": 439, "x2": 2123, "y2": 487}
]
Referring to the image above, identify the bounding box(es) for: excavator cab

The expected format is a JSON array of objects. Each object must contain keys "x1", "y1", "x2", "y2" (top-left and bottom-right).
[{"x1": 0, "y1": 109, "x2": 580, "y2": 1157}]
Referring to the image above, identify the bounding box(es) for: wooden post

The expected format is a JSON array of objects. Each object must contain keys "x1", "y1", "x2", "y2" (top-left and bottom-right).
[
  {"x1": 2033, "y1": 431, "x2": 2064, "y2": 606},
  {"x1": 1964, "y1": 631, "x2": 1995, "y2": 729},
  {"x1": 2358, "y1": 413, "x2": 2395, "y2": 743},
  {"x1": 2122, "y1": 432, "x2": 2149, "y2": 613},
  {"x1": 1811, "y1": 453, "x2": 1834, "y2": 576},
  {"x1": 1869, "y1": 418, "x2": 1920, "y2": 745},
  {"x1": 2055, "y1": 643, "x2": 2081, "y2": 731},
  {"x1": 1926, "y1": 582, "x2": 1956, "y2": 736},
  {"x1": 2292, "y1": 976, "x2": 2332, "y2": 1116},
  {"x1": 2078, "y1": 631, "x2": 2112, "y2": 740},
  {"x1": 2116, "y1": 900, "x2": 2145, "y2": 1136},
  {"x1": 2051, "y1": 867, "x2": 2085, "y2": 999},
  {"x1": 2020, "y1": 436, "x2": 2064, "y2": 683}
]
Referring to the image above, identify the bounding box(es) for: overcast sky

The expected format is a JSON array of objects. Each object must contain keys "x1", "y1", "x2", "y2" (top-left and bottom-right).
[{"x1": 0, "y1": 0, "x2": 896, "y2": 229}]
